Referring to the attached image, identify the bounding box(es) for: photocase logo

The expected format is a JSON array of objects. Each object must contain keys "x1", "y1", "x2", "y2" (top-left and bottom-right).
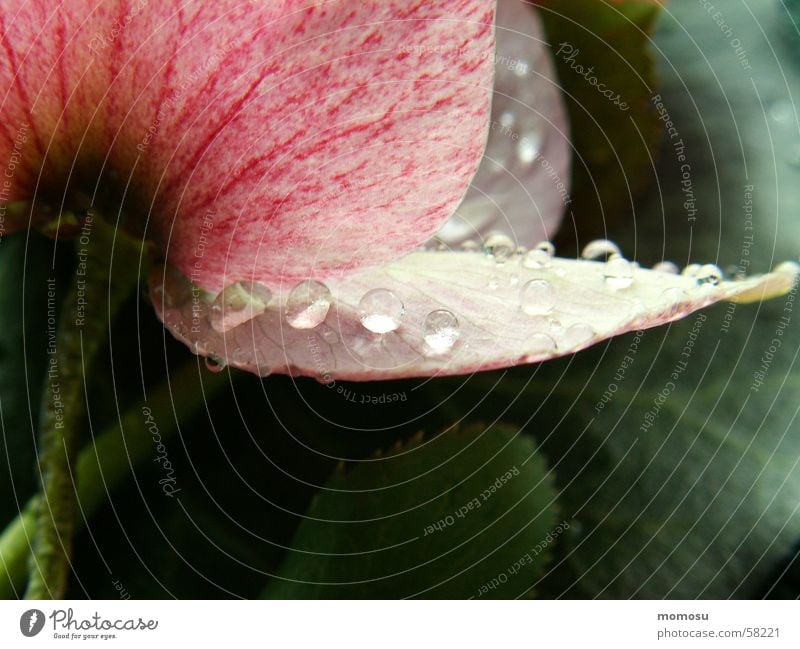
[{"x1": 20, "y1": 609, "x2": 45, "y2": 637}]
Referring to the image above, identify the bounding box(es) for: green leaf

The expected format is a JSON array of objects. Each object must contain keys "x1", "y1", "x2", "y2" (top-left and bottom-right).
[
  {"x1": 264, "y1": 424, "x2": 559, "y2": 599},
  {"x1": 535, "y1": 0, "x2": 664, "y2": 242}
]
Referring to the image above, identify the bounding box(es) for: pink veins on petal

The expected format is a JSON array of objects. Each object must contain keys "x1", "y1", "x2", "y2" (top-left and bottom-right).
[{"x1": 0, "y1": 0, "x2": 496, "y2": 289}]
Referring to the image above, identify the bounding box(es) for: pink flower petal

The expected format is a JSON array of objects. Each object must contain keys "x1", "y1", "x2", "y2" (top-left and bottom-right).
[
  {"x1": 150, "y1": 251, "x2": 799, "y2": 380},
  {"x1": 436, "y1": 0, "x2": 571, "y2": 248},
  {"x1": 0, "y1": 0, "x2": 494, "y2": 289}
]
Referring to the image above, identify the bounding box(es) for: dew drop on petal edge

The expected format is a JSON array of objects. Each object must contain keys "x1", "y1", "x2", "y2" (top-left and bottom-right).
[
  {"x1": 682, "y1": 263, "x2": 701, "y2": 278},
  {"x1": 358, "y1": 289, "x2": 405, "y2": 334},
  {"x1": 603, "y1": 256, "x2": 634, "y2": 289},
  {"x1": 520, "y1": 279, "x2": 555, "y2": 315},
  {"x1": 523, "y1": 241, "x2": 555, "y2": 269},
  {"x1": 205, "y1": 356, "x2": 226, "y2": 373},
  {"x1": 653, "y1": 261, "x2": 680, "y2": 274},
  {"x1": 581, "y1": 239, "x2": 622, "y2": 261},
  {"x1": 285, "y1": 280, "x2": 332, "y2": 329},
  {"x1": 423, "y1": 310, "x2": 460, "y2": 354},
  {"x1": 240, "y1": 280, "x2": 272, "y2": 305},
  {"x1": 483, "y1": 233, "x2": 515, "y2": 264},
  {"x1": 696, "y1": 264, "x2": 723, "y2": 287}
]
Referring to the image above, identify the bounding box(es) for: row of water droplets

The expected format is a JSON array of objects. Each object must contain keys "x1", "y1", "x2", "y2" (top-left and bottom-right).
[
  {"x1": 174, "y1": 232, "x2": 727, "y2": 371},
  {"x1": 479, "y1": 234, "x2": 592, "y2": 354},
  {"x1": 476, "y1": 233, "x2": 727, "y2": 351},
  {"x1": 194, "y1": 273, "x2": 462, "y2": 365}
]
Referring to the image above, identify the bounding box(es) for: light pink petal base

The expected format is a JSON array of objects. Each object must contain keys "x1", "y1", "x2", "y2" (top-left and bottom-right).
[
  {"x1": 436, "y1": 0, "x2": 571, "y2": 248},
  {"x1": 150, "y1": 251, "x2": 799, "y2": 380}
]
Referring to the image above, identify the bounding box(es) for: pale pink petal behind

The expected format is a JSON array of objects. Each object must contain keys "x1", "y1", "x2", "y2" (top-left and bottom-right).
[{"x1": 437, "y1": 0, "x2": 570, "y2": 248}]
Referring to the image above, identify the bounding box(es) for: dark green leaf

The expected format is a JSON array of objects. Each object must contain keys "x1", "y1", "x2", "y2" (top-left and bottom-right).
[{"x1": 265, "y1": 424, "x2": 558, "y2": 599}]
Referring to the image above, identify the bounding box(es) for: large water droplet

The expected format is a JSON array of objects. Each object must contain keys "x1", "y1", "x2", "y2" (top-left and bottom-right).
[
  {"x1": 358, "y1": 289, "x2": 404, "y2": 334},
  {"x1": 285, "y1": 280, "x2": 332, "y2": 329},
  {"x1": 581, "y1": 239, "x2": 622, "y2": 260},
  {"x1": 696, "y1": 264, "x2": 723, "y2": 287},
  {"x1": 603, "y1": 256, "x2": 634, "y2": 289},
  {"x1": 210, "y1": 281, "x2": 272, "y2": 333},
  {"x1": 523, "y1": 241, "x2": 555, "y2": 269},
  {"x1": 423, "y1": 310, "x2": 460, "y2": 354},
  {"x1": 653, "y1": 261, "x2": 680, "y2": 274},
  {"x1": 483, "y1": 233, "x2": 515, "y2": 264},
  {"x1": 682, "y1": 263, "x2": 701, "y2": 278},
  {"x1": 241, "y1": 281, "x2": 272, "y2": 304},
  {"x1": 520, "y1": 279, "x2": 555, "y2": 315}
]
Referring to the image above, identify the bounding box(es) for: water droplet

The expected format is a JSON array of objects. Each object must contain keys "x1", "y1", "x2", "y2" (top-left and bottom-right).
[
  {"x1": 483, "y1": 233, "x2": 515, "y2": 264},
  {"x1": 210, "y1": 281, "x2": 272, "y2": 333},
  {"x1": 535, "y1": 241, "x2": 556, "y2": 256},
  {"x1": 682, "y1": 263, "x2": 701, "y2": 278},
  {"x1": 653, "y1": 261, "x2": 680, "y2": 274},
  {"x1": 523, "y1": 241, "x2": 555, "y2": 269},
  {"x1": 322, "y1": 329, "x2": 339, "y2": 344},
  {"x1": 498, "y1": 110, "x2": 515, "y2": 129},
  {"x1": 509, "y1": 273, "x2": 520, "y2": 287},
  {"x1": 423, "y1": 310, "x2": 460, "y2": 354},
  {"x1": 240, "y1": 280, "x2": 272, "y2": 304},
  {"x1": 460, "y1": 240, "x2": 480, "y2": 252},
  {"x1": 696, "y1": 264, "x2": 722, "y2": 287},
  {"x1": 205, "y1": 355, "x2": 226, "y2": 373},
  {"x1": 520, "y1": 279, "x2": 555, "y2": 315},
  {"x1": 488, "y1": 275, "x2": 499, "y2": 290},
  {"x1": 517, "y1": 132, "x2": 541, "y2": 163},
  {"x1": 562, "y1": 323, "x2": 595, "y2": 348},
  {"x1": 581, "y1": 239, "x2": 621, "y2": 260},
  {"x1": 358, "y1": 289, "x2": 404, "y2": 334},
  {"x1": 603, "y1": 256, "x2": 634, "y2": 289},
  {"x1": 285, "y1": 280, "x2": 332, "y2": 329}
]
